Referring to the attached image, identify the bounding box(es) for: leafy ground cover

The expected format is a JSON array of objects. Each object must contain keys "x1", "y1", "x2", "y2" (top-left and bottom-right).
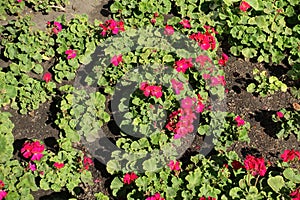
[{"x1": 0, "y1": 0, "x2": 300, "y2": 199}]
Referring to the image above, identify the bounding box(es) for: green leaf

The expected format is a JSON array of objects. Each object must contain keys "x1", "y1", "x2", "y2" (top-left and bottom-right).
[
  {"x1": 267, "y1": 175, "x2": 285, "y2": 193},
  {"x1": 246, "y1": 83, "x2": 256, "y2": 93},
  {"x1": 143, "y1": 158, "x2": 158, "y2": 172},
  {"x1": 242, "y1": 48, "x2": 257, "y2": 58},
  {"x1": 283, "y1": 168, "x2": 300, "y2": 183},
  {"x1": 110, "y1": 177, "x2": 123, "y2": 196},
  {"x1": 246, "y1": 0, "x2": 261, "y2": 10}
]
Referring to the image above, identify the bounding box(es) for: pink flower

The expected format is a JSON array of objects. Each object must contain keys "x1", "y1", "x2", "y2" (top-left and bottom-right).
[
  {"x1": 174, "y1": 58, "x2": 193, "y2": 73},
  {"x1": 231, "y1": 160, "x2": 244, "y2": 170},
  {"x1": 276, "y1": 111, "x2": 284, "y2": 118},
  {"x1": 17, "y1": 0, "x2": 22, "y2": 2},
  {"x1": 21, "y1": 141, "x2": 45, "y2": 161},
  {"x1": 202, "y1": 73, "x2": 210, "y2": 80},
  {"x1": 99, "y1": 19, "x2": 125, "y2": 36},
  {"x1": 54, "y1": 162, "x2": 65, "y2": 169},
  {"x1": 196, "y1": 55, "x2": 212, "y2": 67},
  {"x1": 65, "y1": 49, "x2": 77, "y2": 59},
  {"x1": 218, "y1": 53, "x2": 229, "y2": 66},
  {"x1": 244, "y1": 155, "x2": 267, "y2": 176},
  {"x1": 210, "y1": 75, "x2": 226, "y2": 86},
  {"x1": 171, "y1": 79, "x2": 184, "y2": 95},
  {"x1": 181, "y1": 97, "x2": 196, "y2": 110},
  {"x1": 139, "y1": 83, "x2": 163, "y2": 99},
  {"x1": 123, "y1": 172, "x2": 138, "y2": 184},
  {"x1": 29, "y1": 162, "x2": 36, "y2": 171},
  {"x1": 290, "y1": 188, "x2": 300, "y2": 200},
  {"x1": 83, "y1": 156, "x2": 94, "y2": 170},
  {"x1": 52, "y1": 21, "x2": 62, "y2": 34},
  {"x1": 111, "y1": 54, "x2": 123, "y2": 66},
  {"x1": 43, "y1": 72, "x2": 52, "y2": 83},
  {"x1": 0, "y1": 190, "x2": 7, "y2": 200},
  {"x1": 146, "y1": 193, "x2": 165, "y2": 200},
  {"x1": 280, "y1": 149, "x2": 300, "y2": 162},
  {"x1": 180, "y1": 19, "x2": 191, "y2": 28},
  {"x1": 167, "y1": 160, "x2": 181, "y2": 171},
  {"x1": 190, "y1": 28, "x2": 217, "y2": 51},
  {"x1": 150, "y1": 86, "x2": 163, "y2": 99},
  {"x1": 240, "y1": 1, "x2": 251, "y2": 12},
  {"x1": 164, "y1": 25, "x2": 174, "y2": 35},
  {"x1": 234, "y1": 116, "x2": 245, "y2": 127}
]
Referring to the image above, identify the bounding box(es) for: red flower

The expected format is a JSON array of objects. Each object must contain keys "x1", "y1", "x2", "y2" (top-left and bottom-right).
[
  {"x1": 167, "y1": 160, "x2": 181, "y2": 171},
  {"x1": 54, "y1": 162, "x2": 65, "y2": 169},
  {"x1": 280, "y1": 149, "x2": 300, "y2": 162},
  {"x1": 52, "y1": 21, "x2": 62, "y2": 35},
  {"x1": 29, "y1": 162, "x2": 36, "y2": 171},
  {"x1": 43, "y1": 72, "x2": 52, "y2": 83},
  {"x1": 99, "y1": 19, "x2": 125, "y2": 36},
  {"x1": 164, "y1": 25, "x2": 174, "y2": 35},
  {"x1": 244, "y1": 155, "x2": 267, "y2": 176},
  {"x1": 146, "y1": 193, "x2": 165, "y2": 200},
  {"x1": 234, "y1": 116, "x2": 245, "y2": 127},
  {"x1": 65, "y1": 49, "x2": 77, "y2": 59},
  {"x1": 218, "y1": 53, "x2": 229, "y2": 66},
  {"x1": 199, "y1": 196, "x2": 216, "y2": 200},
  {"x1": 111, "y1": 54, "x2": 123, "y2": 66},
  {"x1": 276, "y1": 111, "x2": 284, "y2": 118},
  {"x1": 180, "y1": 19, "x2": 191, "y2": 28},
  {"x1": 290, "y1": 188, "x2": 300, "y2": 200},
  {"x1": 231, "y1": 160, "x2": 244, "y2": 170},
  {"x1": 83, "y1": 156, "x2": 94, "y2": 170},
  {"x1": 240, "y1": 1, "x2": 251, "y2": 12},
  {"x1": 139, "y1": 83, "x2": 163, "y2": 99},
  {"x1": 123, "y1": 172, "x2": 138, "y2": 184},
  {"x1": 189, "y1": 27, "x2": 217, "y2": 51},
  {"x1": 0, "y1": 181, "x2": 4, "y2": 189}
]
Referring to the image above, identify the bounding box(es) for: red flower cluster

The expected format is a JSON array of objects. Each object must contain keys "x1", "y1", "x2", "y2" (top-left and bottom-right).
[
  {"x1": 99, "y1": 19, "x2": 125, "y2": 37},
  {"x1": 164, "y1": 25, "x2": 174, "y2": 35},
  {"x1": 21, "y1": 141, "x2": 45, "y2": 161},
  {"x1": 65, "y1": 49, "x2": 77, "y2": 60},
  {"x1": 83, "y1": 156, "x2": 94, "y2": 170},
  {"x1": 151, "y1": 12, "x2": 159, "y2": 24},
  {"x1": 231, "y1": 160, "x2": 244, "y2": 170},
  {"x1": 218, "y1": 53, "x2": 229, "y2": 66},
  {"x1": 140, "y1": 82, "x2": 163, "y2": 99},
  {"x1": 167, "y1": 160, "x2": 180, "y2": 171},
  {"x1": 240, "y1": 1, "x2": 251, "y2": 12},
  {"x1": 43, "y1": 72, "x2": 52, "y2": 83},
  {"x1": 111, "y1": 54, "x2": 123, "y2": 66},
  {"x1": 290, "y1": 188, "x2": 300, "y2": 200},
  {"x1": 189, "y1": 26, "x2": 217, "y2": 51},
  {"x1": 281, "y1": 149, "x2": 300, "y2": 162},
  {"x1": 244, "y1": 155, "x2": 267, "y2": 176},
  {"x1": 53, "y1": 162, "x2": 65, "y2": 169},
  {"x1": 174, "y1": 58, "x2": 193, "y2": 73},
  {"x1": 199, "y1": 196, "x2": 216, "y2": 200},
  {"x1": 123, "y1": 172, "x2": 138, "y2": 184},
  {"x1": 146, "y1": 193, "x2": 165, "y2": 200}
]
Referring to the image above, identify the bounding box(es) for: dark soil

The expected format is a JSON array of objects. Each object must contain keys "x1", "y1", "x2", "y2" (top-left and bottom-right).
[{"x1": 1, "y1": 1, "x2": 300, "y2": 200}]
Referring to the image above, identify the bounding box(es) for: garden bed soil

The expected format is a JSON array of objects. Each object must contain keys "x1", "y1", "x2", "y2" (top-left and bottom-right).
[{"x1": 1, "y1": 0, "x2": 299, "y2": 199}]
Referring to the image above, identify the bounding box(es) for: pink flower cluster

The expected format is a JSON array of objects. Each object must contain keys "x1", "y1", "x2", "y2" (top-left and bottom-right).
[
  {"x1": 99, "y1": 19, "x2": 125, "y2": 37},
  {"x1": 146, "y1": 193, "x2": 165, "y2": 200},
  {"x1": 167, "y1": 160, "x2": 180, "y2": 171},
  {"x1": 210, "y1": 75, "x2": 226, "y2": 87},
  {"x1": 47, "y1": 21, "x2": 62, "y2": 35},
  {"x1": 189, "y1": 25, "x2": 217, "y2": 51},
  {"x1": 171, "y1": 79, "x2": 184, "y2": 95},
  {"x1": 244, "y1": 155, "x2": 267, "y2": 177},
  {"x1": 240, "y1": 1, "x2": 251, "y2": 12},
  {"x1": 140, "y1": 82, "x2": 163, "y2": 99},
  {"x1": 65, "y1": 49, "x2": 77, "y2": 60},
  {"x1": 174, "y1": 58, "x2": 193, "y2": 73},
  {"x1": 281, "y1": 149, "x2": 300, "y2": 162},
  {"x1": 21, "y1": 141, "x2": 45, "y2": 161},
  {"x1": 180, "y1": 19, "x2": 191, "y2": 29},
  {"x1": 123, "y1": 172, "x2": 138, "y2": 184},
  {"x1": 234, "y1": 115, "x2": 245, "y2": 127},
  {"x1": 0, "y1": 180, "x2": 7, "y2": 200},
  {"x1": 111, "y1": 54, "x2": 123, "y2": 66}
]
